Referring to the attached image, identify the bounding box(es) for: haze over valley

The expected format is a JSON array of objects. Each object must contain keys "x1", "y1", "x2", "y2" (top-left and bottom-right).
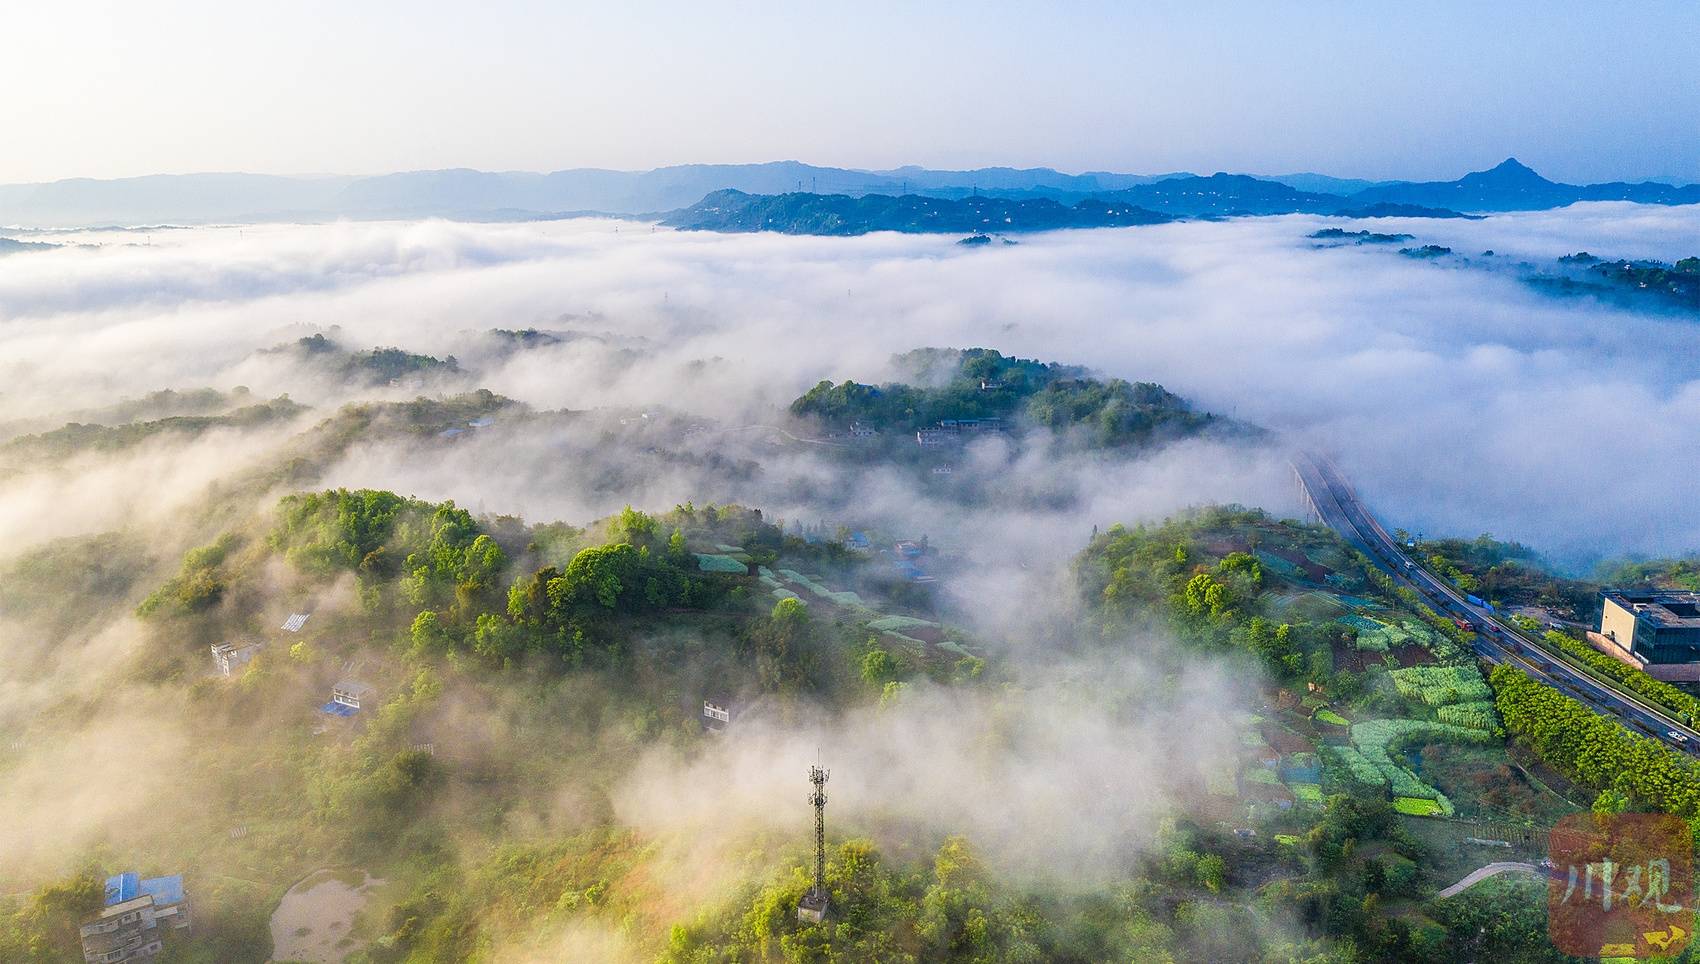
[{"x1": 3, "y1": 3, "x2": 1699, "y2": 962}]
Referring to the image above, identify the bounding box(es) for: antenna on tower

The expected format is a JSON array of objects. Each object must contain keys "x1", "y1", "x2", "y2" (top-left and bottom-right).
[{"x1": 797, "y1": 757, "x2": 830, "y2": 923}]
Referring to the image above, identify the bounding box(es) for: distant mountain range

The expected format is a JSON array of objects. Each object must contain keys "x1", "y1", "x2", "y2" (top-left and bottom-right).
[
  {"x1": 1, "y1": 158, "x2": 1694, "y2": 229},
  {"x1": 1348, "y1": 158, "x2": 1700, "y2": 211},
  {"x1": 661, "y1": 191, "x2": 1172, "y2": 236}
]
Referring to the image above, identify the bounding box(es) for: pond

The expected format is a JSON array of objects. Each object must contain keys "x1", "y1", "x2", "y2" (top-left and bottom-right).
[{"x1": 269, "y1": 869, "x2": 385, "y2": 964}]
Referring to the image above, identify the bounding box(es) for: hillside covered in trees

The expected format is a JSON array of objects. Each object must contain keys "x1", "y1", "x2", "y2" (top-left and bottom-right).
[
  {"x1": 664, "y1": 190, "x2": 1172, "y2": 236},
  {"x1": 790, "y1": 348, "x2": 1236, "y2": 452}
]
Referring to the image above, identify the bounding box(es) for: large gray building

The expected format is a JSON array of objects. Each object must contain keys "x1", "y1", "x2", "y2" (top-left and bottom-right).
[{"x1": 1599, "y1": 590, "x2": 1700, "y2": 668}]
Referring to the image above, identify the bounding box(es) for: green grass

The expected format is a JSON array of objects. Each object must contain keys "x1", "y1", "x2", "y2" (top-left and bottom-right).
[
  {"x1": 1314, "y1": 709, "x2": 1349, "y2": 727},
  {"x1": 1290, "y1": 782, "x2": 1324, "y2": 804}
]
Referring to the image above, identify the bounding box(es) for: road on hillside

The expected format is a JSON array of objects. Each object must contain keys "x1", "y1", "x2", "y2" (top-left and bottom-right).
[
  {"x1": 1434, "y1": 861, "x2": 1545, "y2": 899},
  {"x1": 1292, "y1": 453, "x2": 1700, "y2": 755}
]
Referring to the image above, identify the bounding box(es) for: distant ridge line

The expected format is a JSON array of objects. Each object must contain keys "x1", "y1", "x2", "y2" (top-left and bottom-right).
[{"x1": 2, "y1": 158, "x2": 1695, "y2": 229}]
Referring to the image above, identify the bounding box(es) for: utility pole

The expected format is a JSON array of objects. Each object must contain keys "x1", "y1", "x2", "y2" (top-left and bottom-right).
[{"x1": 797, "y1": 761, "x2": 830, "y2": 922}]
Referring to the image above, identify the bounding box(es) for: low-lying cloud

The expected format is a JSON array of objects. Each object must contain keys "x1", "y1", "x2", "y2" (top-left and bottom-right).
[
  {"x1": 3, "y1": 205, "x2": 1698, "y2": 564},
  {"x1": 613, "y1": 648, "x2": 1249, "y2": 884}
]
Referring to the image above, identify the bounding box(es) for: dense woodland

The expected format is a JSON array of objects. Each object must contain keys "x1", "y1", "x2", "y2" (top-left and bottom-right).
[{"x1": 790, "y1": 348, "x2": 1228, "y2": 451}]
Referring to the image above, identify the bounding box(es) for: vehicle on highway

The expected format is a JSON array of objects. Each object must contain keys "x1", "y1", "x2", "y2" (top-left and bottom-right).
[{"x1": 1670, "y1": 731, "x2": 1689, "y2": 743}]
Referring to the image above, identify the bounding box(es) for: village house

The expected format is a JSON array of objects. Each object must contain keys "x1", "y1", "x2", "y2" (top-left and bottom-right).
[
  {"x1": 937, "y1": 417, "x2": 1004, "y2": 433},
  {"x1": 209, "y1": 642, "x2": 262, "y2": 677},
  {"x1": 79, "y1": 873, "x2": 189, "y2": 964},
  {"x1": 322, "y1": 680, "x2": 375, "y2": 717},
  {"x1": 702, "y1": 695, "x2": 735, "y2": 732}
]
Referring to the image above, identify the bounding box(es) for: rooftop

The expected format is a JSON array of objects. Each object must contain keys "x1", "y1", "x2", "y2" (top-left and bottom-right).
[
  {"x1": 104, "y1": 872, "x2": 139, "y2": 905},
  {"x1": 104, "y1": 872, "x2": 184, "y2": 907},
  {"x1": 1605, "y1": 589, "x2": 1700, "y2": 628},
  {"x1": 138, "y1": 875, "x2": 184, "y2": 907}
]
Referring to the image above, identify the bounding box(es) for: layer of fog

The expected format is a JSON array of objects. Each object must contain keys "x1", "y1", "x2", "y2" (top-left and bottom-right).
[
  {"x1": 614, "y1": 649, "x2": 1248, "y2": 884},
  {"x1": 326, "y1": 425, "x2": 1292, "y2": 639},
  {"x1": 6, "y1": 205, "x2": 1698, "y2": 563}
]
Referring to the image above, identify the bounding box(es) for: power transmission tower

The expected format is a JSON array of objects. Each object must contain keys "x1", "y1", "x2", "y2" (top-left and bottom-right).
[{"x1": 797, "y1": 762, "x2": 830, "y2": 922}]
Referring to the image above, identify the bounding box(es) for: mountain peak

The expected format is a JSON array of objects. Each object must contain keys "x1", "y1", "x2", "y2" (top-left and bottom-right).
[{"x1": 1464, "y1": 157, "x2": 1550, "y2": 185}]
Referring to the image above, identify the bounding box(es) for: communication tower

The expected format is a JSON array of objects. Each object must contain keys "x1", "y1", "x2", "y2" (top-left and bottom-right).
[{"x1": 796, "y1": 761, "x2": 830, "y2": 922}]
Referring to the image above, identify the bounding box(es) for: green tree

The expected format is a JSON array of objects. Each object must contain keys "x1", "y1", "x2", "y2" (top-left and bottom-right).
[
  {"x1": 1196, "y1": 853, "x2": 1226, "y2": 893},
  {"x1": 755, "y1": 598, "x2": 810, "y2": 692},
  {"x1": 410, "y1": 609, "x2": 449, "y2": 654},
  {"x1": 860, "y1": 646, "x2": 897, "y2": 688},
  {"x1": 553, "y1": 543, "x2": 640, "y2": 612}
]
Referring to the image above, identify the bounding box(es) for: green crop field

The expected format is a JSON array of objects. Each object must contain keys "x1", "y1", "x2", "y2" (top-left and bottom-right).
[
  {"x1": 1435, "y1": 700, "x2": 1499, "y2": 731},
  {"x1": 868, "y1": 614, "x2": 939, "y2": 632},
  {"x1": 1348, "y1": 719, "x2": 1491, "y2": 808},
  {"x1": 1393, "y1": 796, "x2": 1447, "y2": 817},
  {"x1": 695, "y1": 553, "x2": 749, "y2": 573},
  {"x1": 1391, "y1": 665, "x2": 1492, "y2": 706},
  {"x1": 1328, "y1": 745, "x2": 1387, "y2": 788}
]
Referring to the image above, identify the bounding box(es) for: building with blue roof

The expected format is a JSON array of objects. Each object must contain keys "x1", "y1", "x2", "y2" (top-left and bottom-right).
[
  {"x1": 104, "y1": 872, "x2": 140, "y2": 905},
  {"x1": 83, "y1": 871, "x2": 189, "y2": 962}
]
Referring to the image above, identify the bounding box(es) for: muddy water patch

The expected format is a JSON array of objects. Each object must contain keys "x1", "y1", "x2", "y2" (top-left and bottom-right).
[{"x1": 269, "y1": 868, "x2": 385, "y2": 964}]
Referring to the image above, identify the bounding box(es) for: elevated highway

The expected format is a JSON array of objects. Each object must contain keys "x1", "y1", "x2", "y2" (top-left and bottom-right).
[{"x1": 1292, "y1": 452, "x2": 1700, "y2": 755}]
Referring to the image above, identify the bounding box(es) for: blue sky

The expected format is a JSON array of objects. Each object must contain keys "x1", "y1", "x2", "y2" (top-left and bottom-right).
[{"x1": 1, "y1": 0, "x2": 1695, "y2": 184}]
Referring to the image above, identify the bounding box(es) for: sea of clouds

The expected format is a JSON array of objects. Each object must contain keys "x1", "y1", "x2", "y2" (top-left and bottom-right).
[{"x1": 4, "y1": 204, "x2": 1696, "y2": 563}]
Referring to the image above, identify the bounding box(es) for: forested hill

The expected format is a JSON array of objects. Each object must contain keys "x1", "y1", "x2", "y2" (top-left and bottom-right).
[
  {"x1": 663, "y1": 190, "x2": 1172, "y2": 235},
  {"x1": 789, "y1": 347, "x2": 1239, "y2": 448},
  {"x1": 664, "y1": 160, "x2": 1700, "y2": 235}
]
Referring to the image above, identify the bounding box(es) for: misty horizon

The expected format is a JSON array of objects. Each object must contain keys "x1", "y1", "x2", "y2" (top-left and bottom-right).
[{"x1": 7, "y1": 154, "x2": 1695, "y2": 190}]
